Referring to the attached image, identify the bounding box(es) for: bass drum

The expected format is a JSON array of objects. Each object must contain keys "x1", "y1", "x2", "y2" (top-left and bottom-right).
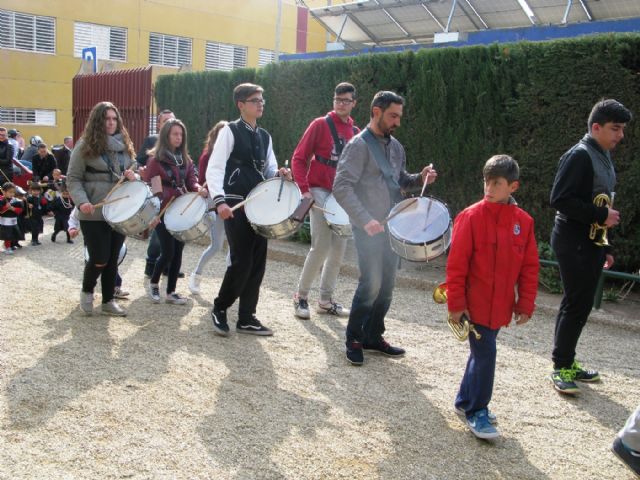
[
  {"x1": 164, "y1": 193, "x2": 213, "y2": 243},
  {"x1": 244, "y1": 177, "x2": 302, "y2": 239},
  {"x1": 386, "y1": 196, "x2": 452, "y2": 262}
]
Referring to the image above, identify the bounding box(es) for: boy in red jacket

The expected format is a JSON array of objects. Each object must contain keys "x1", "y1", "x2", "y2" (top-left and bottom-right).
[{"x1": 446, "y1": 155, "x2": 539, "y2": 440}]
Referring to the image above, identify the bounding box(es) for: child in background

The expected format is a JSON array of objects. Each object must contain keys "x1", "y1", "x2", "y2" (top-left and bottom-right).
[
  {"x1": 0, "y1": 182, "x2": 24, "y2": 254},
  {"x1": 51, "y1": 189, "x2": 74, "y2": 243},
  {"x1": 26, "y1": 182, "x2": 48, "y2": 245},
  {"x1": 446, "y1": 155, "x2": 539, "y2": 439}
]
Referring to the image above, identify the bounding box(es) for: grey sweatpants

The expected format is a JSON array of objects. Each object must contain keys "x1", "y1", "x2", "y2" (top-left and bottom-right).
[
  {"x1": 296, "y1": 188, "x2": 348, "y2": 302},
  {"x1": 619, "y1": 405, "x2": 640, "y2": 451}
]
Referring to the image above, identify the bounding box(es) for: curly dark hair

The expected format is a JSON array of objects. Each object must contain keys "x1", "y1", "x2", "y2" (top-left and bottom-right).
[{"x1": 79, "y1": 102, "x2": 135, "y2": 159}]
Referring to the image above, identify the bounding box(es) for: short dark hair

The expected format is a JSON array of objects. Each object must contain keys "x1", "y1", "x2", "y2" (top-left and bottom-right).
[
  {"x1": 233, "y1": 83, "x2": 264, "y2": 104},
  {"x1": 2, "y1": 182, "x2": 15, "y2": 192},
  {"x1": 157, "y1": 109, "x2": 174, "y2": 122},
  {"x1": 483, "y1": 154, "x2": 520, "y2": 183},
  {"x1": 37, "y1": 143, "x2": 47, "y2": 149},
  {"x1": 370, "y1": 90, "x2": 404, "y2": 117},
  {"x1": 588, "y1": 99, "x2": 632, "y2": 130},
  {"x1": 335, "y1": 82, "x2": 356, "y2": 98}
]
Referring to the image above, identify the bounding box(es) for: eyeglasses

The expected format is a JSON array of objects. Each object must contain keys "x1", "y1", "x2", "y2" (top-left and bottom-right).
[
  {"x1": 244, "y1": 98, "x2": 266, "y2": 106},
  {"x1": 333, "y1": 98, "x2": 355, "y2": 105}
]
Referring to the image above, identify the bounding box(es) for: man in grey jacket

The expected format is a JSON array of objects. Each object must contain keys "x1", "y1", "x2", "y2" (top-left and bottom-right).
[{"x1": 333, "y1": 91, "x2": 437, "y2": 366}]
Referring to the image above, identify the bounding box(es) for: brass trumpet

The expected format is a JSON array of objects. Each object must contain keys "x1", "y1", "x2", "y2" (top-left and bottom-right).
[
  {"x1": 432, "y1": 282, "x2": 482, "y2": 341},
  {"x1": 589, "y1": 193, "x2": 613, "y2": 247}
]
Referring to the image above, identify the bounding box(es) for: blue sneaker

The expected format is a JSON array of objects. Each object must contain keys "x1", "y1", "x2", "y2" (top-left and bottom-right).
[
  {"x1": 455, "y1": 406, "x2": 497, "y2": 425},
  {"x1": 467, "y1": 409, "x2": 500, "y2": 439}
]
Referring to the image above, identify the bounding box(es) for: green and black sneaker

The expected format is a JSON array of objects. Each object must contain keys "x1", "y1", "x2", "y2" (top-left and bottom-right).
[
  {"x1": 551, "y1": 368, "x2": 580, "y2": 395},
  {"x1": 571, "y1": 360, "x2": 600, "y2": 383}
]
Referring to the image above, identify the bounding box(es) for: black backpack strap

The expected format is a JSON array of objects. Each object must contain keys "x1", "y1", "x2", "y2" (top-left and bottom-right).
[
  {"x1": 361, "y1": 128, "x2": 402, "y2": 204},
  {"x1": 325, "y1": 115, "x2": 347, "y2": 157}
]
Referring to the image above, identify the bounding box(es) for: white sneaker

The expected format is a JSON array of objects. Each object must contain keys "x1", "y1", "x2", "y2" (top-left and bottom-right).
[
  {"x1": 317, "y1": 300, "x2": 350, "y2": 317},
  {"x1": 113, "y1": 287, "x2": 130, "y2": 299},
  {"x1": 101, "y1": 300, "x2": 127, "y2": 317},
  {"x1": 293, "y1": 295, "x2": 311, "y2": 319},
  {"x1": 149, "y1": 284, "x2": 161, "y2": 303},
  {"x1": 80, "y1": 291, "x2": 94, "y2": 315},
  {"x1": 188, "y1": 272, "x2": 202, "y2": 295},
  {"x1": 166, "y1": 292, "x2": 187, "y2": 305}
]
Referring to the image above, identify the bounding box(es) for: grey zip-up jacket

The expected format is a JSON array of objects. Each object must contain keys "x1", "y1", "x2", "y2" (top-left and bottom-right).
[
  {"x1": 333, "y1": 127, "x2": 422, "y2": 229},
  {"x1": 67, "y1": 135, "x2": 135, "y2": 222}
]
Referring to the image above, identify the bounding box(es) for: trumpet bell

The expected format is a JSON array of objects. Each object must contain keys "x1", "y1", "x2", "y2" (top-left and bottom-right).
[
  {"x1": 433, "y1": 282, "x2": 448, "y2": 304},
  {"x1": 448, "y1": 314, "x2": 482, "y2": 342}
]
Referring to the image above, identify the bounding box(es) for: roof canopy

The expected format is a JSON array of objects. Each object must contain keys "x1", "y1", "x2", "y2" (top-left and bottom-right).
[{"x1": 307, "y1": 0, "x2": 640, "y2": 47}]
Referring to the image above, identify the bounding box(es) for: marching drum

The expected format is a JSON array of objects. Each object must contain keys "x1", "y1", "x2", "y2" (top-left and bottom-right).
[
  {"x1": 102, "y1": 181, "x2": 160, "y2": 236},
  {"x1": 386, "y1": 196, "x2": 452, "y2": 262},
  {"x1": 84, "y1": 242, "x2": 127, "y2": 266},
  {"x1": 244, "y1": 177, "x2": 302, "y2": 239},
  {"x1": 164, "y1": 192, "x2": 213, "y2": 243},
  {"x1": 323, "y1": 193, "x2": 352, "y2": 237}
]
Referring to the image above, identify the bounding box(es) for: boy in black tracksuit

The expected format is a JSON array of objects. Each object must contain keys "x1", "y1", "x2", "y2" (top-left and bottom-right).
[
  {"x1": 549, "y1": 99, "x2": 632, "y2": 395},
  {"x1": 51, "y1": 189, "x2": 74, "y2": 243},
  {"x1": 26, "y1": 183, "x2": 48, "y2": 245},
  {"x1": 206, "y1": 83, "x2": 290, "y2": 337}
]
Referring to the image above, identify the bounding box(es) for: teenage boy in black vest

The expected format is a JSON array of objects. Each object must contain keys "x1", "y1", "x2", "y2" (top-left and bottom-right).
[
  {"x1": 549, "y1": 99, "x2": 632, "y2": 395},
  {"x1": 206, "y1": 83, "x2": 291, "y2": 337}
]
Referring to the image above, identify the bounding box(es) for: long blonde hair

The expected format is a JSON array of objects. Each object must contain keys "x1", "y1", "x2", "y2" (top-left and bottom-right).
[
  {"x1": 79, "y1": 101, "x2": 135, "y2": 159},
  {"x1": 203, "y1": 120, "x2": 228, "y2": 155}
]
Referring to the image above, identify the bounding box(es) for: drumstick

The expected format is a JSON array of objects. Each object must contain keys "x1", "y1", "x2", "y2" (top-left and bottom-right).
[
  {"x1": 277, "y1": 159, "x2": 289, "y2": 202},
  {"x1": 180, "y1": 182, "x2": 207, "y2": 215},
  {"x1": 422, "y1": 197, "x2": 433, "y2": 231},
  {"x1": 312, "y1": 204, "x2": 335, "y2": 216},
  {"x1": 230, "y1": 189, "x2": 267, "y2": 212},
  {"x1": 104, "y1": 171, "x2": 128, "y2": 200},
  {"x1": 420, "y1": 163, "x2": 433, "y2": 197},
  {"x1": 158, "y1": 196, "x2": 176, "y2": 218},
  {"x1": 381, "y1": 198, "x2": 419, "y2": 225},
  {"x1": 93, "y1": 195, "x2": 130, "y2": 209}
]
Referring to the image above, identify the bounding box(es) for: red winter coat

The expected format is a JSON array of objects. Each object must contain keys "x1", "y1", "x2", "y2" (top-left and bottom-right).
[{"x1": 445, "y1": 199, "x2": 539, "y2": 330}]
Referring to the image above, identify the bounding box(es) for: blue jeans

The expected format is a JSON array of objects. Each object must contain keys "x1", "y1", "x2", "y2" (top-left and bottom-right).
[
  {"x1": 346, "y1": 226, "x2": 399, "y2": 345},
  {"x1": 455, "y1": 324, "x2": 500, "y2": 417}
]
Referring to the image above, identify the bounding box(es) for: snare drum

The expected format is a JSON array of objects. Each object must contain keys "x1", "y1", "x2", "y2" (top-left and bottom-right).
[
  {"x1": 323, "y1": 193, "x2": 352, "y2": 237},
  {"x1": 164, "y1": 192, "x2": 213, "y2": 243},
  {"x1": 386, "y1": 196, "x2": 452, "y2": 262},
  {"x1": 244, "y1": 177, "x2": 302, "y2": 239},
  {"x1": 102, "y1": 181, "x2": 160, "y2": 237},
  {"x1": 84, "y1": 242, "x2": 127, "y2": 266}
]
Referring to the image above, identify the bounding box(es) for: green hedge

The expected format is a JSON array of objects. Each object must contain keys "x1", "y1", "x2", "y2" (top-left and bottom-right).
[{"x1": 155, "y1": 34, "x2": 640, "y2": 270}]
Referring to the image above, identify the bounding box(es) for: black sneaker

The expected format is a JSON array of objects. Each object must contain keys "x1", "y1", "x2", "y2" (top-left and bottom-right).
[
  {"x1": 363, "y1": 338, "x2": 406, "y2": 357},
  {"x1": 178, "y1": 272, "x2": 185, "y2": 279},
  {"x1": 346, "y1": 341, "x2": 364, "y2": 366},
  {"x1": 211, "y1": 308, "x2": 230, "y2": 337},
  {"x1": 51, "y1": 233, "x2": 56, "y2": 242},
  {"x1": 550, "y1": 368, "x2": 579, "y2": 395},
  {"x1": 612, "y1": 436, "x2": 640, "y2": 477},
  {"x1": 571, "y1": 360, "x2": 601, "y2": 382},
  {"x1": 236, "y1": 316, "x2": 273, "y2": 336}
]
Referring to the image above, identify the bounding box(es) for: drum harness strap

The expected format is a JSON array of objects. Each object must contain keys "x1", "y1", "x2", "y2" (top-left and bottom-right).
[
  {"x1": 159, "y1": 154, "x2": 187, "y2": 195},
  {"x1": 315, "y1": 115, "x2": 358, "y2": 168},
  {"x1": 361, "y1": 128, "x2": 403, "y2": 205}
]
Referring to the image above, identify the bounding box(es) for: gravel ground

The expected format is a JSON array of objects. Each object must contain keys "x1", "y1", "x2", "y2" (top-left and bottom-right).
[{"x1": 1, "y1": 220, "x2": 639, "y2": 479}]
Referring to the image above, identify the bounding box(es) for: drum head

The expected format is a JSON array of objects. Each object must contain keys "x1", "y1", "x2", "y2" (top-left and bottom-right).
[
  {"x1": 103, "y1": 181, "x2": 149, "y2": 223},
  {"x1": 164, "y1": 193, "x2": 207, "y2": 232},
  {"x1": 387, "y1": 197, "x2": 451, "y2": 244},
  {"x1": 245, "y1": 178, "x2": 300, "y2": 226},
  {"x1": 324, "y1": 194, "x2": 350, "y2": 226}
]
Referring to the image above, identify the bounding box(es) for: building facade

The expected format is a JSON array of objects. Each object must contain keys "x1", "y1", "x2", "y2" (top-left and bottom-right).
[{"x1": 0, "y1": 0, "x2": 328, "y2": 148}]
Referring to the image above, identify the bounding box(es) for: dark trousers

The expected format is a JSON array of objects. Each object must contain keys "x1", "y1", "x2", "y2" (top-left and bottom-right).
[
  {"x1": 80, "y1": 220, "x2": 125, "y2": 304},
  {"x1": 551, "y1": 223, "x2": 605, "y2": 369},
  {"x1": 53, "y1": 217, "x2": 70, "y2": 241},
  {"x1": 145, "y1": 228, "x2": 162, "y2": 277},
  {"x1": 346, "y1": 227, "x2": 399, "y2": 345},
  {"x1": 455, "y1": 324, "x2": 500, "y2": 417},
  {"x1": 30, "y1": 217, "x2": 43, "y2": 241},
  {"x1": 213, "y1": 208, "x2": 267, "y2": 320},
  {"x1": 151, "y1": 221, "x2": 184, "y2": 294}
]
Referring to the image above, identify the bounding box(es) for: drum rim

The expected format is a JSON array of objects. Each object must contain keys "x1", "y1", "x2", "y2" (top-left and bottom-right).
[
  {"x1": 323, "y1": 193, "x2": 350, "y2": 226},
  {"x1": 103, "y1": 180, "x2": 152, "y2": 221},
  {"x1": 164, "y1": 192, "x2": 207, "y2": 231},
  {"x1": 387, "y1": 195, "x2": 452, "y2": 244},
  {"x1": 245, "y1": 177, "x2": 301, "y2": 226}
]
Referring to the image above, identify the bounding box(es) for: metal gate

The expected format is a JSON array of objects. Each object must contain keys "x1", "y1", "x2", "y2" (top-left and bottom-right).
[{"x1": 72, "y1": 67, "x2": 153, "y2": 151}]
